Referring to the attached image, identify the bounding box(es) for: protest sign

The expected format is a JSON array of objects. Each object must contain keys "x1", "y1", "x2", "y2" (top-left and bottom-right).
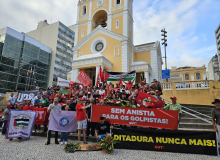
[
  {"x1": 16, "y1": 90, "x2": 38, "y2": 105},
  {"x1": 48, "y1": 109, "x2": 77, "y2": 132},
  {"x1": 91, "y1": 105, "x2": 179, "y2": 130},
  {"x1": 6, "y1": 110, "x2": 37, "y2": 139},
  {"x1": 113, "y1": 127, "x2": 219, "y2": 156}
]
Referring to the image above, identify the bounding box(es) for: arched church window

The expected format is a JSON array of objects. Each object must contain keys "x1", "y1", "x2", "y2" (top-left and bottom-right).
[
  {"x1": 196, "y1": 73, "x2": 201, "y2": 80},
  {"x1": 116, "y1": 0, "x2": 121, "y2": 5},
  {"x1": 185, "y1": 73, "x2": 189, "y2": 81},
  {"x1": 82, "y1": 5, "x2": 87, "y2": 16},
  {"x1": 114, "y1": 45, "x2": 120, "y2": 56}
]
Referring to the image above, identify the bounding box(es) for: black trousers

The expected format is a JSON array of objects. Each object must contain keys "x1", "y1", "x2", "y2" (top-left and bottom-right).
[
  {"x1": 86, "y1": 122, "x2": 97, "y2": 136},
  {"x1": 47, "y1": 130, "x2": 58, "y2": 142}
]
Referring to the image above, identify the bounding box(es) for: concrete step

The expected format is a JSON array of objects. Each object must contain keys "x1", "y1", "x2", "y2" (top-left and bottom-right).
[
  {"x1": 178, "y1": 128, "x2": 214, "y2": 132},
  {"x1": 179, "y1": 123, "x2": 213, "y2": 129},
  {"x1": 181, "y1": 113, "x2": 211, "y2": 119},
  {"x1": 180, "y1": 118, "x2": 212, "y2": 123},
  {"x1": 180, "y1": 104, "x2": 214, "y2": 109},
  {"x1": 183, "y1": 110, "x2": 212, "y2": 115}
]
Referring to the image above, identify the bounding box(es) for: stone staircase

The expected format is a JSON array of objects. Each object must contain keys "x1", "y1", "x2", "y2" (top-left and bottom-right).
[{"x1": 179, "y1": 104, "x2": 214, "y2": 132}]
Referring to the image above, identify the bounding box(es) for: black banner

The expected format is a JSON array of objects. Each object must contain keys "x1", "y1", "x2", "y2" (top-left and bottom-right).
[
  {"x1": 113, "y1": 128, "x2": 219, "y2": 156},
  {"x1": 16, "y1": 90, "x2": 38, "y2": 105}
]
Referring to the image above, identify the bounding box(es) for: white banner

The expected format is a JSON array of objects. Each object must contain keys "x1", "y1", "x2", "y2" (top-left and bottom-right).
[
  {"x1": 6, "y1": 110, "x2": 37, "y2": 139},
  {"x1": 57, "y1": 77, "x2": 70, "y2": 87}
]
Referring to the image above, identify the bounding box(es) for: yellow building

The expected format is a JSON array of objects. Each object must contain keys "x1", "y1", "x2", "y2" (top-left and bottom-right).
[
  {"x1": 163, "y1": 65, "x2": 207, "y2": 83},
  {"x1": 70, "y1": 0, "x2": 163, "y2": 85}
]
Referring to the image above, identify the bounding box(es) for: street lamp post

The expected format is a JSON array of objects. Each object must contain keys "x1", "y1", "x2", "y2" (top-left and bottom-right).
[
  {"x1": 161, "y1": 28, "x2": 168, "y2": 82},
  {"x1": 15, "y1": 57, "x2": 23, "y2": 91}
]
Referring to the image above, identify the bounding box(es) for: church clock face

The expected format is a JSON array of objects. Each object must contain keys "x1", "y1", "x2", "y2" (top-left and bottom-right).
[{"x1": 95, "y1": 42, "x2": 104, "y2": 52}]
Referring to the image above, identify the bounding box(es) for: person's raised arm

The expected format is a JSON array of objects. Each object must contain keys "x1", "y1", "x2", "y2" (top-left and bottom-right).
[{"x1": 80, "y1": 103, "x2": 92, "y2": 109}]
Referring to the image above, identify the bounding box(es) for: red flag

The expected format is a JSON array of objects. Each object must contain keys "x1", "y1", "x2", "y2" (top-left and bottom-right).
[
  {"x1": 136, "y1": 91, "x2": 164, "y2": 108},
  {"x1": 100, "y1": 66, "x2": 104, "y2": 82},
  {"x1": 78, "y1": 70, "x2": 92, "y2": 87},
  {"x1": 118, "y1": 77, "x2": 122, "y2": 86},
  {"x1": 104, "y1": 71, "x2": 110, "y2": 81}
]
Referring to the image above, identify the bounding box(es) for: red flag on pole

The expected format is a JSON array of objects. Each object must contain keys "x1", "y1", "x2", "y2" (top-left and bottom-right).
[
  {"x1": 100, "y1": 66, "x2": 104, "y2": 82},
  {"x1": 104, "y1": 71, "x2": 110, "y2": 81},
  {"x1": 78, "y1": 70, "x2": 92, "y2": 87},
  {"x1": 118, "y1": 77, "x2": 122, "y2": 86}
]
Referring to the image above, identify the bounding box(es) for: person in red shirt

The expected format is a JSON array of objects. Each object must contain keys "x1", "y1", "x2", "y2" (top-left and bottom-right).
[
  {"x1": 49, "y1": 90, "x2": 56, "y2": 101},
  {"x1": 76, "y1": 97, "x2": 92, "y2": 144},
  {"x1": 103, "y1": 89, "x2": 108, "y2": 98},
  {"x1": 123, "y1": 80, "x2": 134, "y2": 89},
  {"x1": 22, "y1": 100, "x2": 34, "y2": 111}
]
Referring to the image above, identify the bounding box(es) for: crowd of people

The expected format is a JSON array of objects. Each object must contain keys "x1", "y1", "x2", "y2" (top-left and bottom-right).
[{"x1": 0, "y1": 78, "x2": 194, "y2": 145}]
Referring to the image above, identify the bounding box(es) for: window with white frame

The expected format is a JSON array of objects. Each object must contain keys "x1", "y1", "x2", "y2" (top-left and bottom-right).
[
  {"x1": 116, "y1": 0, "x2": 121, "y2": 5},
  {"x1": 81, "y1": 29, "x2": 84, "y2": 37},
  {"x1": 196, "y1": 73, "x2": 201, "y2": 80},
  {"x1": 116, "y1": 20, "x2": 119, "y2": 29},
  {"x1": 185, "y1": 73, "x2": 189, "y2": 80},
  {"x1": 82, "y1": 5, "x2": 87, "y2": 16},
  {"x1": 114, "y1": 45, "x2": 120, "y2": 56}
]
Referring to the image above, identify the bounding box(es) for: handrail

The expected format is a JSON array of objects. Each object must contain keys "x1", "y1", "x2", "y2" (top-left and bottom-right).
[{"x1": 161, "y1": 98, "x2": 212, "y2": 124}]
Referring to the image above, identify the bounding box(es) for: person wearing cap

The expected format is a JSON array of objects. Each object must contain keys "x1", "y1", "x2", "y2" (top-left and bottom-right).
[
  {"x1": 99, "y1": 98, "x2": 110, "y2": 106},
  {"x1": 127, "y1": 98, "x2": 137, "y2": 108},
  {"x1": 95, "y1": 98, "x2": 100, "y2": 105},
  {"x1": 76, "y1": 97, "x2": 92, "y2": 144},
  {"x1": 150, "y1": 80, "x2": 162, "y2": 95},
  {"x1": 2, "y1": 104, "x2": 13, "y2": 135},
  {"x1": 155, "y1": 90, "x2": 162, "y2": 100},
  {"x1": 60, "y1": 97, "x2": 67, "y2": 108},
  {"x1": 95, "y1": 116, "x2": 113, "y2": 141},
  {"x1": 159, "y1": 96, "x2": 182, "y2": 125},
  {"x1": 211, "y1": 99, "x2": 220, "y2": 145}
]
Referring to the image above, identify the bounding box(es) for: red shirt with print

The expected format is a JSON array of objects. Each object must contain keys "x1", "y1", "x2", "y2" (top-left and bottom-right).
[{"x1": 76, "y1": 103, "x2": 86, "y2": 121}]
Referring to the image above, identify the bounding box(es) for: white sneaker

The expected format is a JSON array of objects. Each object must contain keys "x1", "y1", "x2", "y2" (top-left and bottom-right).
[
  {"x1": 65, "y1": 141, "x2": 67, "y2": 145},
  {"x1": 60, "y1": 142, "x2": 63, "y2": 145},
  {"x1": 32, "y1": 131, "x2": 35, "y2": 133},
  {"x1": 36, "y1": 130, "x2": 39, "y2": 133},
  {"x1": 70, "y1": 133, "x2": 73, "y2": 135}
]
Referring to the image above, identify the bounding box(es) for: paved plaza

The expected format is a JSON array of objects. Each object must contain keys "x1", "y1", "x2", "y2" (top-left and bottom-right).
[{"x1": 0, "y1": 135, "x2": 218, "y2": 160}]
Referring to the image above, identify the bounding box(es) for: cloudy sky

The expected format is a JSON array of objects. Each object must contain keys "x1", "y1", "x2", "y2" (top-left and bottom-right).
[{"x1": 0, "y1": 0, "x2": 219, "y2": 69}]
